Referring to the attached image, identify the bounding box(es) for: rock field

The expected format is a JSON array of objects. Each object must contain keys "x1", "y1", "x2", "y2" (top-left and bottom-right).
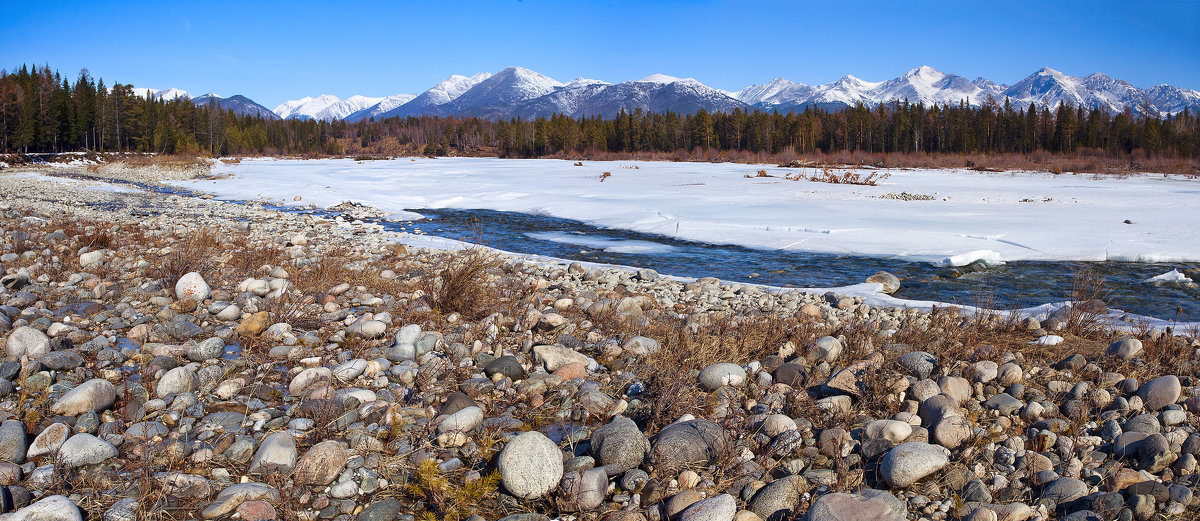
[{"x1": 0, "y1": 162, "x2": 1197, "y2": 521}]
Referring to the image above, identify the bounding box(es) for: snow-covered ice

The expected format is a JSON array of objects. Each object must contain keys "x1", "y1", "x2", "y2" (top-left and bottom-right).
[
  {"x1": 175, "y1": 157, "x2": 1200, "y2": 265},
  {"x1": 526, "y1": 231, "x2": 679, "y2": 255},
  {"x1": 1145, "y1": 269, "x2": 1194, "y2": 284}
]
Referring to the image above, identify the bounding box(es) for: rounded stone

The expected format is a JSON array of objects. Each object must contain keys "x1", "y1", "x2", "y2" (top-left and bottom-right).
[
  {"x1": 1107, "y1": 338, "x2": 1143, "y2": 360},
  {"x1": 437, "y1": 406, "x2": 484, "y2": 434},
  {"x1": 590, "y1": 416, "x2": 650, "y2": 475},
  {"x1": 898, "y1": 351, "x2": 936, "y2": 379},
  {"x1": 805, "y1": 492, "x2": 905, "y2": 521},
  {"x1": 58, "y1": 433, "x2": 118, "y2": 467},
  {"x1": 497, "y1": 431, "x2": 564, "y2": 499},
  {"x1": 294, "y1": 440, "x2": 347, "y2": 486},
  {"x1": 560, "y1": 467, "x2": 607, "y2": 511},
  {"x1": 866, "y1": 271, "x2": 901, "y2": 294},
  {"x1": 175, "y1": 272, "x2": 211, "y2": 301},
  {"x1": 248, "y1": 432, "x2": 297, "y2": 475},
  {"x1": 758, "y1": 414, "x2": 798, "y2": 438},
  {"x1": 0, "y1": 420, "x2": 28, "y2": 464},
  {"x1": 51, "y1": 378, "x2": 117, "y2": 416},
  {"x1": 26, "y1": 422, "x2": 70, "y2": 459},
  {"x1": 865, "y1": 420, "x2": 913, "y2": 444},
  {"x1": 5, "y1": 326, "x2": 50, "y2": 360},
  {"x1": 698, "y1": 363, "x2": 747, "y2": 391},
  {"x1": 879, "y1": 442, "x2": 950, "y2": 488},
  {"x1": 680, "y1": 493, "x2": 737, "y2": 521},
  {"x1": 157, "y1": 366, "x2": 196, "y2": 398},
  {"x1": 1138, "y1": 375, "x2": 1181, "y2": 411},
  {"x1": 652, "y1": 419, "x2": 729, "y2": 473}
]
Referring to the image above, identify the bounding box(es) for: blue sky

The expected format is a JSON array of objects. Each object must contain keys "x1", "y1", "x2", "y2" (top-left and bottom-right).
[{"x1": 2, "y1": 0, "x2": 1197, "y2": 108}]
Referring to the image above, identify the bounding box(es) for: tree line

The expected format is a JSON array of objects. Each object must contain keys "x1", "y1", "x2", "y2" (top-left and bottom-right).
[{"x1": 3, "y1": 64, "x2": 1197, "y2": 162}]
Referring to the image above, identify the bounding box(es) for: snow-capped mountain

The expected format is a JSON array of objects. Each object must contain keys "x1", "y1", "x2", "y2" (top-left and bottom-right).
[
  {"x1": 733, "y1": 66, "x2": 1200, "y2": 116},
  {"x1": 872, "y1": 66, "x2": 1002, "y2": 107},
  {"x1": 564, "y1": 74, "x2": 745, "y2": 119},
  {"x1": 273, "y1": 95, "x2": 340, "y2": 120},
  {"x1": 132, "y1": 87, "x2": 191, "y2": 100},
  {"x1": 311, "y1": 95, "x2": 385, "y2": 122},
  {"x1": 376, "y1": 73, "x2": 493, "y2": 119},
  {"x1": 1142, "y1": 84, "x2": 1200, "y2": 117},
  {"x1": 344, "y1": 93, "x2": 417, "y2": 122},
  {"x1": 191, "y1": 66, "x2": 1197, "y2": 123},
  {"x1": 191, "y1": 94, "x2": 279, "y2": 120},
  {"x1": 448, "y1": 67, "x2": 564, "y2": 118}
]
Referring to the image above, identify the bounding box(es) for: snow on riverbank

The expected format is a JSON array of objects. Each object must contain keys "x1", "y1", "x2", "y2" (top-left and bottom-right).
[{"x1": 177, "y1": 157, "x2": 1200, "y2": 265}]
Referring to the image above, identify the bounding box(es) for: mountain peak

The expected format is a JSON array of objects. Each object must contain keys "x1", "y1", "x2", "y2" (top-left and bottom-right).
[
  {"x1": 905, "y1": 65, "x2": 943, "y2": 77},
  {"x1": 638, "y1": 73, "x2": 695, "y2": 84},
  {"x1": 1035, "y1": 67, "x2": 1064, "y2": 77}
]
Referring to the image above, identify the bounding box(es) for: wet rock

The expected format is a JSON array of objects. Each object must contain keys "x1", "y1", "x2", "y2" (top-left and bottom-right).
[
  {"x1": 484, "y1": 356, "x2": 526, "y2": 381},
  {"x1": 866, "y1": 271, "x2": 901, "y2": 294},
  {"x1": 497, "y1": 431, "x2": 563, "y2": 499}
]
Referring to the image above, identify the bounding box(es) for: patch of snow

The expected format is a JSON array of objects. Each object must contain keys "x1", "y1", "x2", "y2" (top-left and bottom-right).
[
  {"x1": 1031, "y1": 335, "x2": 1064, "y2": 346},
  {"x1": 940, "y1": 250, "x2": 1005, "y2": 267},
  {"x1": 1145, "y1": 269, "x2": 1193, "y2": 284}
]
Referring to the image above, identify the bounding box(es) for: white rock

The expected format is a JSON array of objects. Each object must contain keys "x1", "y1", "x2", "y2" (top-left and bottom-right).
[
  {"x1": 79, "y1": 250, "x2": 105, "y2": 269},
  {"x1": 865, "y1": 420, "x2": 913, "y2": 444},
  {"x1": 249, "y1": 431, "x2": 297, "y2": 475},
  {"x1": 51, "y1": 378, "x2": 116, "y2": 415},
  {"x1": 697, "y1": 363, "x2": 747, "y2": 391},
  {"x1": 6, "y1": 326, "x2": 50, "y2": 359},
  {"x1": 58, "y1": 433, "x2": 119, "y2": 466},
  {"x1": 27, "y1": 422, "x2": 70, "y2": 458},
  {"x1": 880, "y1": 442, "x2": 950, "y2": 488},
  {"x1": 175, "y1": 272, "x2": 211, "y2": 301},
  {"x1": 157, "y1": 366, "x2": 197, "y2": 398},
  {"x1": 497, "y1": 431, "x2": 564, "y2": 499},
  {"x1": 438, "y1": 406, "x2": 484, "y2": 434}
]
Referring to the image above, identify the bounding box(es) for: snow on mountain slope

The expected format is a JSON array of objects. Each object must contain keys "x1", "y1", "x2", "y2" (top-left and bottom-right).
[
  {"x1": 510, "y1": 78, "x2": 612, "y2": 118},
  {"x1": 1142, "y1": 84, "x2": 1200, "y2": 117},
  {"x1": 448, "y1": 67, "x2": 564, "y2": 116},
  {"x1": 132, "y1": 87, "x2": 191, "y2": 100},
  {"x1": 873, "y1": 66, "x2": 1002, "y2": 106},
  {"x1": 274, "y1": 95, "x2": 341, "y2": 120},
  {"x1": 191, "y1": 94, "x2": 279, "y2": 119},
  {"x1": 345, "y1": 93, "x2": 418, "y2": 122},
  {"x1": 313, "y1": 95, "x2": 384, "y2": 122},
  {"x1": 377, "y1": 73, "x2": 493, "y2": 118},
  {"x1": 808, "y1": 75, "x2": 884, "y2": 106},
  {"x1": 735, "y1": 78, "x2": 813, "y2": 106},
  {"x1": 571, "y1": 77, "x2": 746, "y2": 119}
]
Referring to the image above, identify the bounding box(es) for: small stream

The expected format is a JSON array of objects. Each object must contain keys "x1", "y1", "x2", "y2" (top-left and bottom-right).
[{"x1": 42, "y1": 170, "x2": 1200, "y2": 322}]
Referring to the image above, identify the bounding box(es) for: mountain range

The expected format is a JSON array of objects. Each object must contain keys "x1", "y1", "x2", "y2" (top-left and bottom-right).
[{"x1": 136, "y1": 65, "x2": 1200, "y2": 121}]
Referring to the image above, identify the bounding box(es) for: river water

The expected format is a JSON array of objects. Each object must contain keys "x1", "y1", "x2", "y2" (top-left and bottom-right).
[{"x1": 393, "y1": 208, "x2": 1199, "y2": 322}]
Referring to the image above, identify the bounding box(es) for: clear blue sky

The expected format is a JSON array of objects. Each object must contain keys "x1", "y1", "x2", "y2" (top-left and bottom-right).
[{"x1": 2, "y1": 0, "x2": 1197, "y2": 108}]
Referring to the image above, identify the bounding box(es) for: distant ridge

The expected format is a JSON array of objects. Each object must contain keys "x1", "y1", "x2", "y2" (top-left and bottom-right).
[{"x1": 142, "y1": 65, "x2": 1200, "y2": 122}]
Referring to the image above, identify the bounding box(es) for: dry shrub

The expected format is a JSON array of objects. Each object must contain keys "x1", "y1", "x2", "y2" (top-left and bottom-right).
[
  {"x1": 420, "y1": 248, "x2": 512, "y2": 321},
  {"x1": 147, "y1": 230, "x2": 223, "y2": 283},
  {"x1": 785, "y1": 165, "x2": 890, "y2": 186}
]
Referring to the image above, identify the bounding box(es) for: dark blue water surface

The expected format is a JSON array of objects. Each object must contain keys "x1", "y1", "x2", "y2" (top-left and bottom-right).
[{"x1": 392, "y1": 208, "x2": 1199, "y2": 322}]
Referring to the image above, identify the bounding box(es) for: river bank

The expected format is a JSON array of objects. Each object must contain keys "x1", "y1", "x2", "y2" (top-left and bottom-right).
[{"x1": 0, "y1": 161, "x2": 1196, "y2": 520}]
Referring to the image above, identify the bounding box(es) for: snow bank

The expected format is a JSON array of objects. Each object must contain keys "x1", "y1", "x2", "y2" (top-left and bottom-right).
[{"x1": 174, "y1": 157, "x2": 1200, "y2": 264}]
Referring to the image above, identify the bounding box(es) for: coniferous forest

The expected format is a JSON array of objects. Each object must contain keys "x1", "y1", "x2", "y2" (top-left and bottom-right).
[{"x1": 2, "y1": 65, "x2": 1198, "y2": 170}]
